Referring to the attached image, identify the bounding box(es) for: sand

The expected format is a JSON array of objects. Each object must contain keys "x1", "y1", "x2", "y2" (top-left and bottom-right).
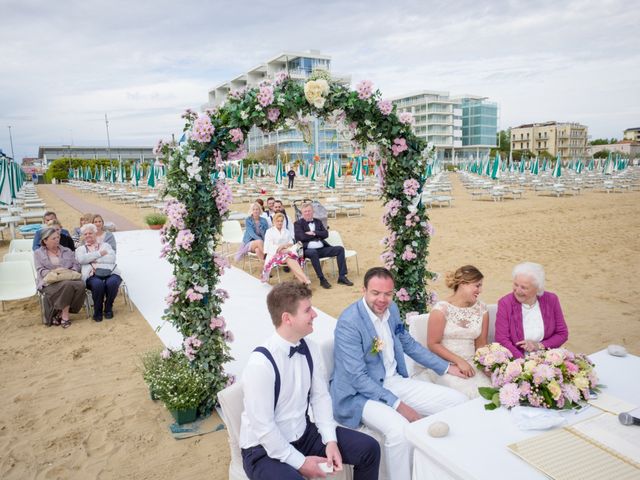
[{"x1": 1, "y1": 175, "x2": 639, "y2": 479}]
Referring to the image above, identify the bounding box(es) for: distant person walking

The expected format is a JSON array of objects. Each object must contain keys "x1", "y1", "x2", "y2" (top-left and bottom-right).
[{"x1": 287, "y1": 169, "x2": 296, "y2": 189}]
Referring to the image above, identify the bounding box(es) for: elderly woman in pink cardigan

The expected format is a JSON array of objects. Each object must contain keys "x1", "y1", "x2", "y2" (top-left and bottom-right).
[{"x1": 495, "y1": 262, "x2": 568, "y2": 358}]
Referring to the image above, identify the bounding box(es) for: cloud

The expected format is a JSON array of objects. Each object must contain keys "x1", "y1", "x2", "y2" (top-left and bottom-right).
[{"x1": 1, "y1": 0, "x2": 638, "y2": 159}]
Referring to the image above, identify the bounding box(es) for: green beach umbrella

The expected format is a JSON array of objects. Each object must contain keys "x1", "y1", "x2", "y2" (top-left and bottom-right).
[
  {"x1": 298, "y1": 162, "x2": 304, "y2": 176},
  {"x1": 0, "y1": 159, "x2": 12, "y2": 205},
  {"x1": 275, "y1": 154, "x2": 283, "y2": 184},
  {"x1": 305, "y1": 162, "x2": 309, "y2": 178},
  {"x1": 237, "y1": 161, "x2": 245, "y2": 184},
  {"x1": 519, "y1": 157, "x2": 526, "y2": 173},
  {"x1": 531, "y1": 156, "x2": 540, "y2": 175},
  {"x1": 491, "y1": 154, "x2": 501, "y2": 180},
  {"x1": 337, "y1": 155, "x2": 342, "y2": 178},
  {"x1": 310, "y1": 161, "x2": 317, "y2": 181},
  {"x1": 552, "y1": 155, "x2": 562, "y2": 178},
  {"x1": 355, "y1": 156, "x2": 364, "y2": 182},
  {"x1": 587, "y1": 158, "x2": 595, "y2": 171},
  {"x1": 575, "y1": 160, "x2": 583, "y2": 174},
  {"x1": 325, "y1": 155, "x2": 336, "y2": 189},
  {"x1": 147, "y1": 162, "x2": 156, "y2": 187}
]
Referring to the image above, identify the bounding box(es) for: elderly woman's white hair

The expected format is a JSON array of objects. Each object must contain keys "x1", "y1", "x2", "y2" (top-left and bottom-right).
[
  {"x1": 512, "y1": 262, "x2": 545, "y2": 295},
  {"x1": 80, "y1": 223, "x2": 98, "y2": 235}
]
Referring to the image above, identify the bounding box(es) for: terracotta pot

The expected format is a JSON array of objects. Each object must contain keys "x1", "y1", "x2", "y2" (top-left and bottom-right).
[{"x1": 148, "y1": 224, "x2": 163, "y2": 230}]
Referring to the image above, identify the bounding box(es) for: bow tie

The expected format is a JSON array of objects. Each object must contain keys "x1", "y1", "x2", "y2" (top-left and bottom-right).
[{"x1": 289, "y1": 342, "x2": 308, "y2": 358}]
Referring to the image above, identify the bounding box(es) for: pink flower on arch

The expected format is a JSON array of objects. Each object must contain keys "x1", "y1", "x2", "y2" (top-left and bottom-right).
[
  {"x1": 377, "y1": 99, "x2": 392, "y2": 116},
  {"x1": 403, "y1": 178, "x2": 420, "y2": 197},
  {"x1": 267, "y1": 108, "x2": 280, "y2": 122},
  {"x1": 229, "y1": 128, "x2": 244, "y2": 143},
  {"x1": 175, "y1": 229, "x2": 195, "y2": 251},
  {"x1": 257, "y1": 84, "x2": 274, "y2": 107},
  {"x1": 399, "y1": 111, "x2": 414, "y2": 125},
  {"x1": 391, "y1": 137, "x2": 408, "y2": 157},
  {"x1": 396, "y1": 288, "x2": 410, "y2": 302},
  {"x1": 210, "y1": 316, "x2": 226, "y2": 330},
  {"x1": 356, "y1": 80, "x2": 374, "y2": 100},
  {"x1": 191, "y1": 115, "x2": 215, "y2": 143}
]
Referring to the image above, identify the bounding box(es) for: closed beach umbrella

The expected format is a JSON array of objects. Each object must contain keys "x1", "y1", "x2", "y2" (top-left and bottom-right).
[
  {"x1": 325, "y1": 155, "x2": 336, "y2": 189},
  {"x1": 491, "y1": 154, "x2": 501, "y2": 180},
  {"x1": 356, "y1": 156, "x2": 364, "y2": 182},
  {"x1": 147, "y1": 162, "x2": 156, "y2": 187},
  {"x1": 337, "y1": 155, "x2": 342, "y2": 178},
  {"x1": 552, "y1": 155, "x2": 562, "y2": 178},
  {"x1": 237, "y1": 161, "x2": 244, "y2": 184},
  {"x1": 575, "y1": 160, "x2": 583, "y2": 174},
  {"x1": 587, "y1": 158, "x2": 595, "y2": 171},
  {"x1": 310, "y1": 161, "x2": 316, "y2": 181},
  {"x1": 275, "y1": 154, "x2": 283, "y2": 184},
  {"x1": 0, "y1": 159, "x2": 12, "y2": 205},
  {"x1": 531, "y1": 156, "x2": 540, "y2": 175}
]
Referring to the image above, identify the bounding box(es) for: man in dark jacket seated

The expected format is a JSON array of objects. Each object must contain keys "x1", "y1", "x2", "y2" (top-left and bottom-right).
[
  {"x1": 32, "y1": 211, "x2": 73, "y2": 250},
  {"x1": 294, "y1": 202, "x2": 353, "y2": 289}
]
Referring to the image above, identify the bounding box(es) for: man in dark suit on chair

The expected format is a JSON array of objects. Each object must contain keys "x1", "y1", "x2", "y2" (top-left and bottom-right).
[{"x1": 294, "y1": 202, "x2": 353, "y2": 289}]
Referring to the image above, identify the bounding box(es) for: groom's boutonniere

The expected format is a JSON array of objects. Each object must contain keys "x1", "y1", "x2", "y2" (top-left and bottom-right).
[{"x1": 370, "y1": 336, "x2": 384, "y2": 355}]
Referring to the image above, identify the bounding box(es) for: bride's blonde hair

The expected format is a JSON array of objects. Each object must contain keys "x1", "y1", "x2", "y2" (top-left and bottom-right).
[{"x1": 444, "y1": 265, "x2": 483, "y2": 292}]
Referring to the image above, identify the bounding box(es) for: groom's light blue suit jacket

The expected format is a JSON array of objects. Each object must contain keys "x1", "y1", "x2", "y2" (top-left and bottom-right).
[{"x1": 330, "y1": 300, "x2": 450, "y2": 428}]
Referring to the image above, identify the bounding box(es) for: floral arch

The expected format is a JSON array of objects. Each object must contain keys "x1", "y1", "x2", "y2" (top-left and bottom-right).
[{"x1": 157, "y1": 70, "x2": 437, "y2": 411}]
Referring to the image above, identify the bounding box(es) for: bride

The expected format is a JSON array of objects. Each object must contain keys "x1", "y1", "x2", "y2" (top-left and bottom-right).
[{"x1": 421, "y1": 265, "x2": 492, "y2": 398}]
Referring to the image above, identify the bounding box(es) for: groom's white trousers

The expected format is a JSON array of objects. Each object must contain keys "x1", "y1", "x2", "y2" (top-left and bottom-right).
[{"x1": 361, "y1": 375, "x2": 467, "y2": 480}]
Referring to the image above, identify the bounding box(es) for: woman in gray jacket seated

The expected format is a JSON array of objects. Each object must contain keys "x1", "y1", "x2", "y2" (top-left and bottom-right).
[
  {"x1": 75, "y1": 223, "x2": 122, "y2": 322},
  {"x1": 34, "y1": 227, "x2": 85, "y2": 328}
]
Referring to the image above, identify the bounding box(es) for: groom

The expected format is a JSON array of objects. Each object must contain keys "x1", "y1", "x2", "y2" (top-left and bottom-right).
[
  {"x1": 239, "y1": 282, "x2": 380, "y2": 479},
  {"x1": 330, "y1": 267, "x2": 468, "y2": 480}
]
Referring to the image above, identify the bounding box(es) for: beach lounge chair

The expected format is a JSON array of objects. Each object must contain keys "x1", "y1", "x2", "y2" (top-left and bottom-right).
[{"x1": 221, "y1": 220, "x2": 244, "y2": 256}]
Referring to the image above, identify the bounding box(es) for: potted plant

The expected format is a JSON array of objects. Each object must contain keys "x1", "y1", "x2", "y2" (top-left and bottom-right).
[
  {"x1": 140, "y1": 349, "x2": 164, "y2": 400},
  {"x1": 145, "y1": 213, "x2": 167, "y2": 230},
  {"x1": 145, "y1": 349, "x2": 209, "y2": 424}
]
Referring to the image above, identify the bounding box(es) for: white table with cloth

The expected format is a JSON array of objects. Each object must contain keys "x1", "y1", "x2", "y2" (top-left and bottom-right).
[{"x1": 406, "y1": 350, "x2": 640, "y2": 480}]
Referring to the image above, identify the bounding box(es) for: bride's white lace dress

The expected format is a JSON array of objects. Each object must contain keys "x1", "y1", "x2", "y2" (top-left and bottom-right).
[{"x1": 417, "y1": 300, "x2": 492, "y2": 399}]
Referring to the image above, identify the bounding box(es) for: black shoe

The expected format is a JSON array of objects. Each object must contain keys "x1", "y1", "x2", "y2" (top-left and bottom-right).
[
  {"x1": 105, "y1": 311, "x2": 113, "y2": 319},
  {"x1": 337, "y1": 276, "x2": 354, "y2": 286},
  {"x1": 320, "y1": 278, "x2": 332, "y2": 289},
  {"x1": 283, "y1": 266, "x2": 291, "y2": 273},
  {"x1": 93, "y1": 314, "x2": 103, "y2": 322}
]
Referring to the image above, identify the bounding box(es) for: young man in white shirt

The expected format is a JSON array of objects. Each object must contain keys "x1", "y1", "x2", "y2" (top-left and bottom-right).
[{"x1": 239, "y1": 282, "x2": 380, "y2": 479}]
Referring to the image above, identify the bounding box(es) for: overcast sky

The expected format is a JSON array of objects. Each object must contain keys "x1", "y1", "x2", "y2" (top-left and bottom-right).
[{"x1": 1, "y1": 0, "x2": 638, "y2": 160}]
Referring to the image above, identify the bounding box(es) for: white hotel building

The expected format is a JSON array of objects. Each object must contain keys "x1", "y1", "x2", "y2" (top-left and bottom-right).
[
  {"x1": 204, "y1": 50, "x2": 353, "y2": 160},
  {"x1": 391, "y1": 92, "x2": 498, "y2": 161}
]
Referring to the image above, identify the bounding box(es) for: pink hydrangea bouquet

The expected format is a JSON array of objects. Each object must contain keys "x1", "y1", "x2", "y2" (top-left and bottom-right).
[{"x1": 473, "y1": 343, "x2": 599, "y2": 411}]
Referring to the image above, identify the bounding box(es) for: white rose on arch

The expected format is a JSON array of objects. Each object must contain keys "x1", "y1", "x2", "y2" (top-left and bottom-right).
[{"x1": 304, "y1": 79, "x2": 330, "y2": 109}]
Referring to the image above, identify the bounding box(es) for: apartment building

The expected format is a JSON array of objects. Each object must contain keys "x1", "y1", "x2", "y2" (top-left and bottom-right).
[
  {"x1": 203, "y1": 50, "x2": 352, "y2": 160},
  {"x1": 391, "y1": 91, "x2": 497, "y2": 161},
  {"x1": 623, "y1": 127, "x2": 640, "y2": 142},
  {"x1": 511, "y1": 121, "x2": 588, "y2": 162}
]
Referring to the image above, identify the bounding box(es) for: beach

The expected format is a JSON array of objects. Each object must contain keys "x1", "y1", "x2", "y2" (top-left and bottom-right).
[{"x1": 1, "y1": 176, "x2": 639, "y2": 479}]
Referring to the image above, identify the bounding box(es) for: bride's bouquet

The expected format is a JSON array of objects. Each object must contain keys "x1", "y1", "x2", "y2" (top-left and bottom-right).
[{"x1": 473, "y1": 343, "x2": 599, "y2": 411}]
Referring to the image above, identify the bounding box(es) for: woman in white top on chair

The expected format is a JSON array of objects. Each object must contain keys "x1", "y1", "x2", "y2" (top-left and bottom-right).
[
  {"x1": 261, "y1": 213, "x2": 310, "y2": 285},
  {"x1": 421, "y1": 265, "x2": 491, "y2": 399}
]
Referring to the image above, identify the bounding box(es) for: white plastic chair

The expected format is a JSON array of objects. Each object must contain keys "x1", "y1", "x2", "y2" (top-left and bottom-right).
[
  {"x1": 326, "y1": 230, "x2": 359, "y2": 275},
  {"x1": 221, "y1": 220, "x2": 244, "y2": 256},
  {"x1": 9, "y1": 238, "x2": 33, "y2": 253},
  {"x1": 0, "y1": 261, "x2": 38, "y2": 311},
  {"x1": 3, "y1": 252, "x2": 37, "y2": 278}
]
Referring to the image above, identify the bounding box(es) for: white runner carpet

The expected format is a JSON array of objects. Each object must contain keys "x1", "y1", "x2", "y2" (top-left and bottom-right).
[{"x1": 114, "y1": 230, "x2": 338, "y2": 376}]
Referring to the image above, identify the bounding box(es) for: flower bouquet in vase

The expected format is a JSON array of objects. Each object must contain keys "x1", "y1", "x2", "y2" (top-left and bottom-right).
[{"x1": 474, "y1": 343, "x2": 599, "y2": 411}]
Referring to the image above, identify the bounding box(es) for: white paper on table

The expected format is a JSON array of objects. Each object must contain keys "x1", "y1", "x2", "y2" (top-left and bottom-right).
[
  {"x1": 588, "y1": 392, "x2": 637, "y2": 415},
  {"x1": 570, "y1": 412, "x2": 640, "y2": 465},
  {"x1": 510, "y1": 406, "x2": 567, "y2": 430}
]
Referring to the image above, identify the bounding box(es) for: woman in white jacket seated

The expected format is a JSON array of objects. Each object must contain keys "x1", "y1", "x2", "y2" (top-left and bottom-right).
[
  {"x1": 75, "y1": 223, "x2": 122, "y2": 322},
  {"x1": 261, "y1": 213, "x2": 311, "y2": 285}
]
